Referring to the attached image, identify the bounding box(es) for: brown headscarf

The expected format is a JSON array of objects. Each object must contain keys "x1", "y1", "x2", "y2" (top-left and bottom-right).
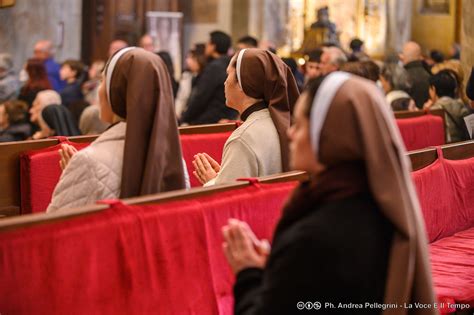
[
  {"x1": 104, "y1": 47, "x2": 186, "y2": 198},
  {"x1": 284, "y1": 72, "x2": 437, "y2": 314},
  {"x1": 236, "y1": 48, "x2": 299, "y2": 172}
]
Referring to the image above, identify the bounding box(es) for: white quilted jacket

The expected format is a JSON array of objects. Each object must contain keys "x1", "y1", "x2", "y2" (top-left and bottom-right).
[{"x1": 47, "y1": 122, "x2": 189, "y2": 212}]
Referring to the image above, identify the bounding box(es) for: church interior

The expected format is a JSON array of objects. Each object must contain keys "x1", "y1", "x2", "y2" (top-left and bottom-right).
[{"x1": 0, "y1": 0, "x2": 474, "y2": 314}]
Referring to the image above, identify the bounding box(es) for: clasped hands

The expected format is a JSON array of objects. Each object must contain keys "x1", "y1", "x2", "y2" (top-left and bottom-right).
[
  {"x1": 192, "y1": 153, "x2": 220, "y2": 184},
  {"x1": 58, "y1": 144, "x2": 77, "y2": 171},
  {"x1": 222, "y1": 218, "x2": 271, "y2": 274}
]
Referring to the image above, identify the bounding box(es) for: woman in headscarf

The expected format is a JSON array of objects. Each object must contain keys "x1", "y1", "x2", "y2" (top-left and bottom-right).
[
  {"x1": 193, "y1": 48, "x2": 299, "y2": 186},
  {"x1": 38, "y1": 104, "x2": 81, "y2": 137},
  {"x1": 222, "y1": 73, "x2": 437, "y2": 314},
  {"x1": 47, "y1": 48, "x2": 187, "y2": 212}
]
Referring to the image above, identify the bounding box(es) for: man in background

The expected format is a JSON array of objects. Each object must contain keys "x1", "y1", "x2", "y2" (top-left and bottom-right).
[
  {"x1": 108, "y1": 39, "x2": 129, "y2": 58},
  {"x1": 33, "y1": 40, "x2": 65, "y2": 92},
  {"x1": 399, "y1": 41, "x2": 431, "y2": 108},
  {"x1": 181, "y1": 30, "x2": 238, "y2": 125},
  {"x1": 236, "y1": 35, "x2": 258, "y2": 51},
  {"x1": 319, "y1": 46, "x2": 347, "y2": 75}
]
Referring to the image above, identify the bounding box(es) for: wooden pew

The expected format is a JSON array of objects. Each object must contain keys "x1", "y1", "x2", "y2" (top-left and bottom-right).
[
  {"x1": 393, "y1": 108, "x2": 444, "y2": 120},
  {"x1": 409, "y1": 140, "x2": 474, "y2": 171},
  {"x1": 0, "y1": 136, "x2": 97, "y2": 217},
  {"x1": 0, "y1": 170, "x2": 303, "y2": 230},
  {"x1": 0, "y1": 124, "x2": 239, "y2": 217}
]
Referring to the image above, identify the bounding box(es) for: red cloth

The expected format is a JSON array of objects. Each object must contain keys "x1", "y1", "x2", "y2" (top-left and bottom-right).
[
  {"x1": 180, "y1": 132, "x2": 233, "y2": 187},
  {"x1": 396, "y1": 115, "x2": 445, "y2": 151},
  {"x1": 20, "y1": 141, "x2": 89, "y2": 214},
  {"x1": 412, "y1": 152, "x2": 474, "y2": 309},
  {"x1": 411, "y1": 155, "x2": 474, "y2": 242},
  {"x1": 430, "y1": 227, "x2": 474, "y2": 308},
  {"x1": 0, "y1": 181, "x2": 296, "y2": 315}
]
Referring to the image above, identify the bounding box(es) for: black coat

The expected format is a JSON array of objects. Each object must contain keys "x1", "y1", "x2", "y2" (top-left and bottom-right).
[
  {"x1": 180, "y1": 56, "x2": 238, "y2": 125},
  {"x1": 234, "y1": 193, "x2": 393, "y2": 315},
  {"x1": 404, "y1": 61, "x2": 431, "y2": 108},
  {"x1": 467, "y1": 66, "x2": 474, "y2": 101},
  {"x1": 0, "y1": 123, "x2": 31, "y2": 142},
  {"x1": 60, "y1": 82, "x2": 83, "y2": 108}
]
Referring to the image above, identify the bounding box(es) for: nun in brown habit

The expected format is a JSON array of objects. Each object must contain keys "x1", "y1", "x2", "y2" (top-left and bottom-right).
[
  {"x1": 222, "y1": 73, "x2": 438, "y2": 314},
  {"x1": 193, "y1": 48, "x2": 299, "y2": 186},
  {"x1": 47, "y1": 48, "x2": 187, "y2": 212}
]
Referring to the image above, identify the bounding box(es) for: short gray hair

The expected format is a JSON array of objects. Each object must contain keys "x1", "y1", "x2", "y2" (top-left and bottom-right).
[
  {"x1": 381, "y1": 63, "x2": 412, "y2": 92},
  {"x1": 323, "y1": 47, "x2": 348, "y2": 67}
]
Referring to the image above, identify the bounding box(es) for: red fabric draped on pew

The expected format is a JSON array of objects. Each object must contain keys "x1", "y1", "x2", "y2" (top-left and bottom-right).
[
  {"x1": 396, "y1": 115, "x2": 445, "y2": 151},
  {"x1": 19, "y1": 132, "x2": 232, "y2": 213},
  {"x1": 20, "y1": 140, "x2": 89, "y2": 214},
  {"x1": 412, "y1": 150, "x2": 474, "y2": 308},
  {"x1": 180, "y1": 132, "x2": 232, "y2": 187},
  {"x1": 0, "y1": 181, "x2": 296, "y2": 315}
]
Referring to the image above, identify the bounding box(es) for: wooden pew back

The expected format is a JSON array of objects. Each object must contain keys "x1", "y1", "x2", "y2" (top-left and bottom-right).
[{"x1": 0, "y1": 124, "x2": 239, "y2": 217}]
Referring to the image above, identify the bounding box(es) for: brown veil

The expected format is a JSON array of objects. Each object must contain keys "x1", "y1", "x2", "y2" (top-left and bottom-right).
[
  {"x1": 285, "y1": 72, "x2": 437, "y2": 314},
  {"x1": 236, "y1": 48, "x2": 300, "y2": 172},
  {"x1": 104, "y1": 48, "x2": 186, "y2": 198}
]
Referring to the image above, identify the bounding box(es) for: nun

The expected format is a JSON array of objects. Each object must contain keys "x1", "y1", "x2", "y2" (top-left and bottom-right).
[
  {"x1": 193, "y1": 48, "x2": 299, "y2": 186},
  {"x1": 222, "y1": 73, "x2": 437, "y2": 314},
  {"x1": 47, "y1": 48, "x2": 188, "y2": 212}
]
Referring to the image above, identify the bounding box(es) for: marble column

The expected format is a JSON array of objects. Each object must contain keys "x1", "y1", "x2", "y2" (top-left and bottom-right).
[
  {"x1": 386, "y1": 0, "x2": 412, "y2": 55},
  {"x1": 461, "y1": 0, "x2": 474, "y2": 89}
]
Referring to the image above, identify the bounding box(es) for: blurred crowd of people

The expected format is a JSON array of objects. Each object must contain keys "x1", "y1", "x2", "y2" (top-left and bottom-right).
[{"x1": 0, "y1": 31, "x2": 473, "y2": 143}]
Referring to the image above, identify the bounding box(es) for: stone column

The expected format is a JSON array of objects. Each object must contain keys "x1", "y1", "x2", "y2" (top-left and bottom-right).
[{"x1": 461, "y1": 0, "x2": 474, "y2": 91}]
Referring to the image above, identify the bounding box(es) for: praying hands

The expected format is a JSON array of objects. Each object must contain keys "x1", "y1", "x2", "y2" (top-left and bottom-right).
[
  {"x1": 192, "y1": 153, "x2": 221, "y2": 184},
  {"x1": 222, "y1": 218, "x2": 271, "y2": 274},
  {"x1": 58, "y1": 144, "x2": 78, "y2": 171}
]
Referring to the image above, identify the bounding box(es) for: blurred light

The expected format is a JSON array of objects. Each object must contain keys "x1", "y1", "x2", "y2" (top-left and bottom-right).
[{"x1": 298, "y1": 58, "x2": 306, "y2": 65}]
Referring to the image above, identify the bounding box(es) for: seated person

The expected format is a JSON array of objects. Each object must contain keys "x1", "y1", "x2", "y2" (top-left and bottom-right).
[
  {"x1": 425, "y1": 70, "x2": 470, "y2": 142},
  {"x1": 193, "y1": 48, "x2": 299, "y2": 186},
  {"x1": 222, "y1": 73, "x2": 437, "y2": 314},
  {"x1": 29, "y1": 89, "x2": 62, "y2": 138},
  {"x1": 0, "y1": 100, "x2": 31, "y2": 142},
  {"x1": 379, "y1": 63, "x2": 417, "y2": 111},
  {"x1": 47, "y1": 48, "x2": 188, "y2": 212},
  {"x1": 59, "y1": 59, "x2": 85, "y2": 107},
  {"x1": 38, "y1": 104, "x2": 81, "y2": 138}
]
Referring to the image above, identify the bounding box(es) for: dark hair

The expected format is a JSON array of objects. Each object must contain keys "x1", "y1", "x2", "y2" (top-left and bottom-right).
[
  {"x1": 2, "y1": 100, "x2": 28, "y2": 123},
  {"x1": 307, "y1": 49, "x2": 323, "y2": 63},
  {"x1": 303, "y1": 76, "x2": 326, "y2": 117},
  {"x1": 361, "y1": 61, "x2": 380, "y2": 82},
  {"x1": 23, "y1": 58, "x2": 52, "y2": 93},
  {"x1": 156, "y1": 51, "x2": 175, "y2": 79},
  {"x1": 61, "y1": 59, "x2": 85, "y2": 79},
  {"x1": 429, "y1": 69, "x2": 458, "y2": 98},
  {"x1": 340, "y1": 62, "x2": 369, "y2": 79},
  {"x1": 390, "y1": 98, "x2": 413, "y2": 111},
  {"x1": 189, "y1": 43, "x2": 207, "y2": 73},
  {"x1": 430, "y1": 50, "x2": 445, "y2": 64},
  {"x1": 349, "y1": 38, "x2": 364, "y2": 52},
  {"x1": 210, "y1": 31, "x2": 231, "y2": 55},
  {"x1": 237, "y1": 35, "x2": 258, "y2": 48},
  {"x1": 282, "y1": 57, "x2": 297, "y2": 73}
]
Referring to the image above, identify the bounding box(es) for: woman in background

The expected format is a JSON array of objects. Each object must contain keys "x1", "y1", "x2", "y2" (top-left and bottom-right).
[
  {"x1": 18, "y1": 58, "x2": 52, "y2": 107},
  {"x1": 175, "y1": 44, "x2": 207, "y2": 120}
]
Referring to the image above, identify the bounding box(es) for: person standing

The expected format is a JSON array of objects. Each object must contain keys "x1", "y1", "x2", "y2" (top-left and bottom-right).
[{"x1": 180, "y1": 31, "x2": 238, "y2": 125}]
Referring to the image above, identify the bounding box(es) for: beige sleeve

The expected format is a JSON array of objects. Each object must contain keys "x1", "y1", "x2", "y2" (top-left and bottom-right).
[
  {"x1": 46, "y1": 152, "x2": 99, "y2": 213},
  {"x1": 213, "y1": 138, "x2": 259, "y2": 185}
]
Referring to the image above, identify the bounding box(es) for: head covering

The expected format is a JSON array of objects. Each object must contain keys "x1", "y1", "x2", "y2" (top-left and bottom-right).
[
  {"x1": 41, "y1": 104, "x2": 81, "y2": 136},
  {"x1": 235, "y1": 48, "x2": 299, "y2": 172},
  {"x1": 103, "y1": 47, "x2": 186, "y2": 197},
  {"x1": 289, "y1": 72, "x2": 436, "y2": 312}
]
